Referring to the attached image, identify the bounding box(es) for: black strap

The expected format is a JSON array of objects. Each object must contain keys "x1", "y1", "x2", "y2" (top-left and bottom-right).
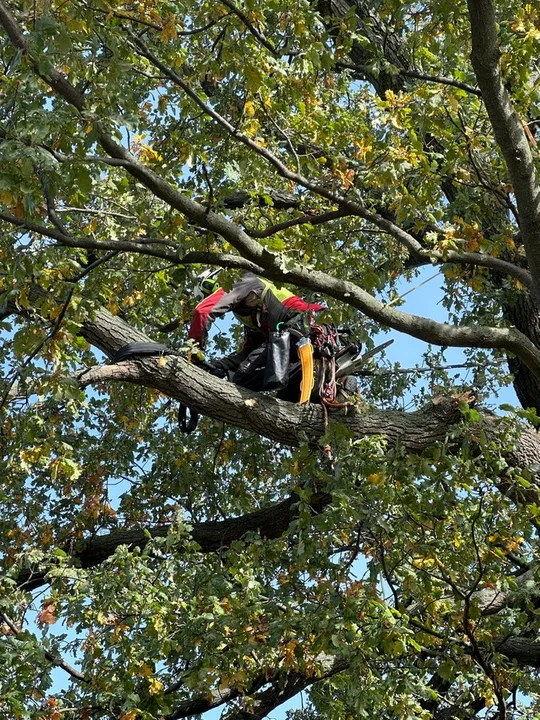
[
  {"x1": 111, "y1": 342, "x2": 177, "y2": 364},
  {"x1": 178, "y1": 403, "x2": 199, "y2": 434}
]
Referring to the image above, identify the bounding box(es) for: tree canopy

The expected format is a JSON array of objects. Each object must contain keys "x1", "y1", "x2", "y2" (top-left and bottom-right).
[{"x1": 2, "y1": 0, "x2": 540, "y2": 718}]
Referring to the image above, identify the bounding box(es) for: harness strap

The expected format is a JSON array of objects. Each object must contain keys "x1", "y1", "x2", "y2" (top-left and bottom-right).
[
  {"x1": 255, "y1": 284, "x2": 271, "y2": 327},
  {"x1": 178, "y1": 403, "x2": 199, "y2": 434}
]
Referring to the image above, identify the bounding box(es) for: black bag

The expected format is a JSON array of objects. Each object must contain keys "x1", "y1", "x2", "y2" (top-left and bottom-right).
[{"x1": 264, "y1": 330, "x2": 291, "y2": 390}]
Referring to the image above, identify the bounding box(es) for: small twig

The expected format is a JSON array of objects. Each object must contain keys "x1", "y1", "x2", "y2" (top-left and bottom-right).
[
  {"x1": 245, "y1": 209, "x2": 347, "y2": 238},
  {"x1": 219, "y1": 0, "x2": 278, "y2": 55},
  {"x1": 69, "y1": 250, "x2": 121, "y2": 282},
  {"x1": 0, "y1": 287, "x2": 74, "y2": 410},
  {"x1": 466, "y1": 494, "x2": 486, "y2": 597},
  {"x1": 42, "y1": 146, "x2": 132, "y2": 167},
  {"x1": 81, "y1": 0, "x2": 232, "y2": 35},
  {"x1": 1, "y1": 612, "x2": 88, "y2": 683},
  {"x1": 56, "y1": 206, "x2": 137, "y2": 220},
  {"x1": 335, "y1": 60, "x2": 482, "y2": 97},
  {"x1": 462, "y1": 596, "x2": 507, "y2": 719},
  {"x1": 261, "y1": 102, "x2": 302, "y2": 174},
  {"x1": 201, "y1": 161, "x2": 214, "y2": 214},
  {"x1": 357, "y1": 357, "x2": 508, "y2": 377},
  {"x1": 212, "y1": 423, "x2": 227, "y2": 477},
  {"x1": 36, "y1": 165, "x2": 69, "y2": 235},
  {"x1": 383, "y1": 271, "x2": 440, "y2": 308}
]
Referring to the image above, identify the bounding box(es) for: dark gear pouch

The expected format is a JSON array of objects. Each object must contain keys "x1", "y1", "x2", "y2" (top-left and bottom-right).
[{"x1": 264, "y1": 329, "x2": 291, "y2": 390}]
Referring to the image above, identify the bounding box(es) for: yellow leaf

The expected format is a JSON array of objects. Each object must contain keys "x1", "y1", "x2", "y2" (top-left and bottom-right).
[
  {"x1": 0, "y1": 190, "x2": 14, "y2": 206},
  {"x1": 282, "y1": 639, "x2": 299, "y2": 668},
  {"x1": 525, "y1": 26, "x2": 540, "y2": 41},
  {"x1": 49, "y1": 304, "x2": 65, "y2": 321},
  {"x1": 465, "y1": 235, "x2": 480, "y2": 252},
  {"x1": 138, "y1": 663, "x2": 153, "y2": 677},
  {"x1": 139, "y1": 143, "x2": 163, "y2": 163},
  {"x1": 448, "y1": 94, "x2": 459, "y2": 112},
  {"x1": 244, "y1": 100, "x2": 255, "y2": 117},
  {"x1": 244, "y1": 118, "x2": 260, "y2": 135},
  {"x1": 469, "y1": 276, "x2": 483, "y2": 292},
  {"x1": 148, "y1": 677, "x2": 164, "y2": 695},
  {"x1": 11, "y1": 200, "x2": 24, "y2": 218},
  {"x1": 367, "y1": 472, "x2": 383, "y2": 485},
  {"x1": 160, "y1": 15, "x2": 177, "y2": 42}
]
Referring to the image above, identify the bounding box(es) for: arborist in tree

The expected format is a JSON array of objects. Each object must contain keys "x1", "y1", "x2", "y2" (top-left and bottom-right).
[{"x1": 188, "y1": 270, "x2": 325, "y2": 399}]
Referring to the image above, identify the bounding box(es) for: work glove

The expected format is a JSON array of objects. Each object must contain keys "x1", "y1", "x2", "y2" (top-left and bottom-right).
[
  {"x1": 205, "y1": 360, "x2": 228, "y2": 379},
  {"x1": 187, "y1": 340, "x2": 205, "y2": 365}
]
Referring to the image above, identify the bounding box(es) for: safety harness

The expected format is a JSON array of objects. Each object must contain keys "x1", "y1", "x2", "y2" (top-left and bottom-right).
[
  {"x1": 109, "y1": 325, "x2": 377, "y2": 439},
  {"x1": 309, "y1": 323, "x2": 357, "y2": 424}
]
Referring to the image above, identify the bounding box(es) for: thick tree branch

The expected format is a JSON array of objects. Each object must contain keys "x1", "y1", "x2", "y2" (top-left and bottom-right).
[
  {"x1": 317, "y1": 0, "x2": 407, "y2": 98},
  {"x1": 2, "y1": 5, "x2": 540, "y2": 377},
  {"x1": 164, "y1": 686, "x2": 240, "y2": 719},
  {"x1": 467, "y1": 0, "x2": 540, "y2": 301},
  {"x1": 226, "y1": 656, "x2": 349, "y2": 720},
  {"x1": 472, "y1": 568, "x2": 540, "y2": 616},
  {"x1": 0, "y1": 211, "x2": 261, "y2": 273},
  {"x1": 222, "y1": 189, "x2": 303, "y2": 210},
  {"x1": 165, "y1": 653, "x2": 347, "y2": 720},
  {"x1": 16, "y1": 490, "x2": 331, "y2": 591},
  {"x1": 494, "y1": 637, "x2": 540, "y2": 668},
  {"x1": 1, "y1": 205, "x2": 531, "y2": 288},
  {"x1": 78, "y1": 356, "x2": 468, "y2": 447},
  {"x1": 76, "y1": 310, "x2": 540, "y2": 471}
]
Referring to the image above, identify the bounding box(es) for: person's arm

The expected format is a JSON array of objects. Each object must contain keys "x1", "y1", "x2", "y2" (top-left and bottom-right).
[
  {"x1": 262, "y1": 292, "x2": 325, "y2": 335},
  {"x1": 188, "y1": 288, "x2": 227, "y2": 349},
  {"x1": 188, "y1": 282, "x2": 255, "y2": 348},
  {"x1": 282, "y1": 297, "x2": 325, "y2": 314}
]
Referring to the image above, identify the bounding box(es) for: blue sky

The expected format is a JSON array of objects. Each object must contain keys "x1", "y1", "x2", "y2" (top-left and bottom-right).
[{"x1": 376, "y1": 266, "x2": 518, "y2": 409}]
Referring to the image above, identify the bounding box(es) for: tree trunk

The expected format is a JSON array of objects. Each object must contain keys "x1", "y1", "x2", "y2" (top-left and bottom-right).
[
  {"x1": 318, "y1": 0, "x2": 540, "y2": 413},
  {"x1": 507, "y1": 294, "x2": 540, "y2": 410}
]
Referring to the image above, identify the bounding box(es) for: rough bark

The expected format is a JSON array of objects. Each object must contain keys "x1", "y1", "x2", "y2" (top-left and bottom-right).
[
  {"x1": 506, "y1": 294, "x2": 540, "y2": 411},
  {"x1": 317, "y1": 0, "x2": 408, "y2": 98},
  {"x1": 473, "y1": 568, "x2": 540, "y2": 617},
  {"x1": 467, "y1": 0, "x2": 540, "y2": 303},
  {"x1": 494, "y1": 637, "x2": 540, "y2": 668},
  {"x1": 222, "y1": 189, "x2": 302, "y2": 210},
  {"x1": 77, "y1": 308, "x2": 540, "y2": 464}
]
